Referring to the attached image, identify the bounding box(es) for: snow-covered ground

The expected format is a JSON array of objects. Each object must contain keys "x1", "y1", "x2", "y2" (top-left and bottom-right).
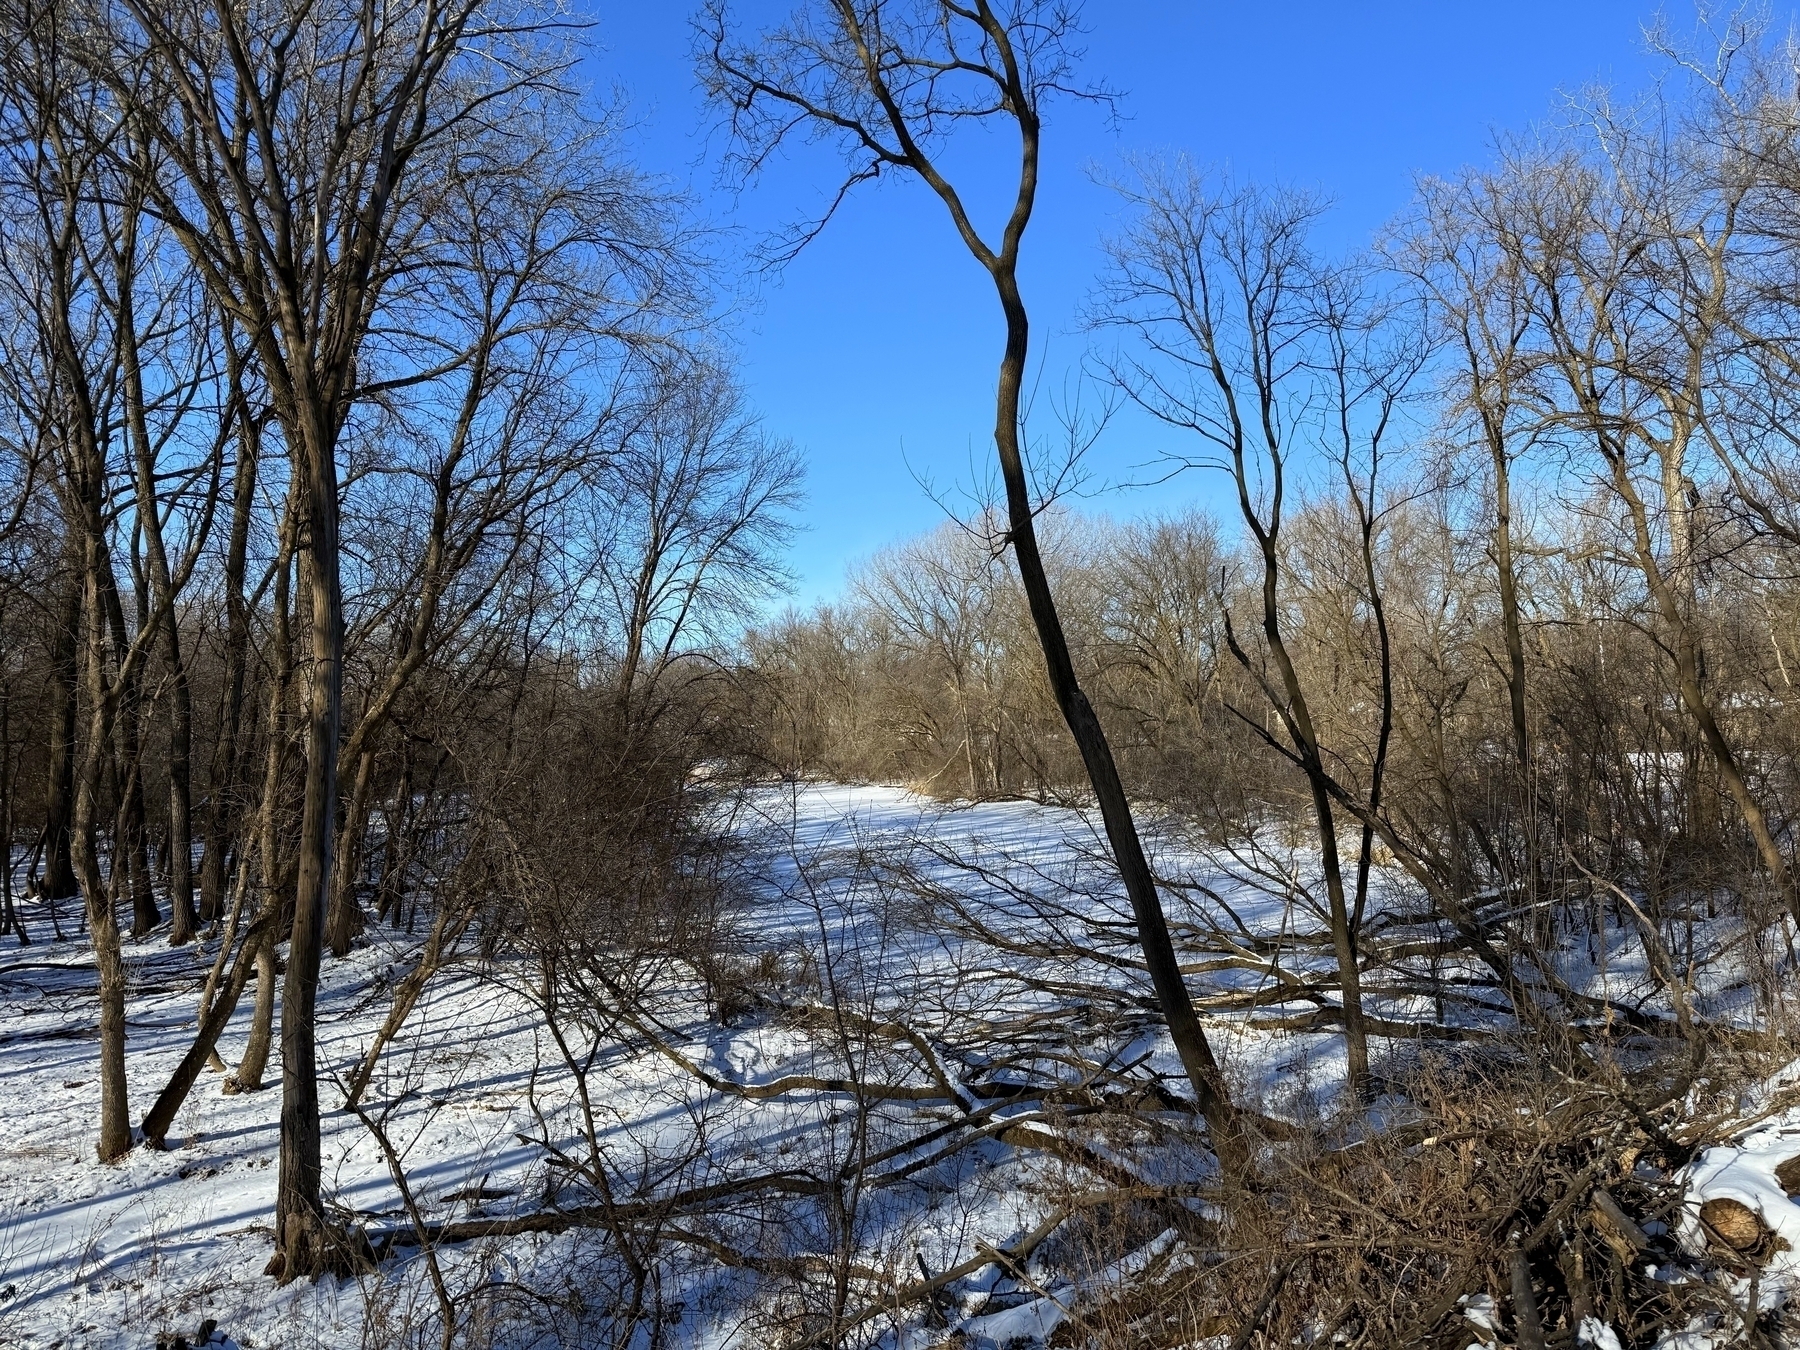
[{"x1": 0, "y1": 783, "x2": 1775, "y2": 1348}]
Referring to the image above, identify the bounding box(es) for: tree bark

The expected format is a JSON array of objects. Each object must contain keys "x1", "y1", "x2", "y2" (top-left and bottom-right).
[
  {"x1": 325, "y1": 747, "x2": 374, "y2": 956},
  {"x1": 162, "y1": 657, "x2": 197, "y2": 942},
  {"x1": 1490, "y1": 436, "x2": 1532, "y2": 787},
  {"x1": 199, "y1": 368, "x2": 261, "y2": 926},
  {"x1": 119, "y1": 232, "x2": 200, "y2": 946},
  {"x1": 1223, "y1": 524, "x2": 1374, "y2": 1100},
  {"x1": 140, "y1": 881, "x2": 273, "y2": 1144},
  {"x1": 234, "y1": 503, "x2": 295, "y2": 1093},
  {"x1": 71, "y1": 529, "x2": 132, "y2": 1162},
  {"x1": 199, "y1": 852, "x2": 251, "y2": 1070},
  {"x1": 38, "y1": 559, "x2": 81, "y2": 902},
  {"x1": 272, "y1": 409, "x2": 346, "y2": 1282},
  {"x1": 989, "y1": 271, "x2": 1241, "y2": 1154},
  {"x1": 1, "y1": 669, "x2": 22, "y2": 944},
  {"x1": 771, "y1": 0, "x2": 1243, "y2": 1168},
  {"x1": 99, "y1": 564, "x2": 159, "y2": 937},
  {"x1": 235, "y1": 935, "x2": 279, "y2": 1093}
]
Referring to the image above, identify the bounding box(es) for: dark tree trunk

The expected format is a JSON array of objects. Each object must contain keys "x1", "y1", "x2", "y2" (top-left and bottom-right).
[
  {"x1": 235, "y1": 932, "x2": 279, "y2": 1092},
  {"x1": 200, "y1": 369, "x2": 260, "y2": 925},
  {"x1": 100, "y1": 568, "x2": 160, "y2": 937},
  {"x1": 140, "y1": 896, "x2": 274, "y2": 1143},
  {"x1": 39, "y1": 562, "x2": 81, "y2": 902},
  {"x1": 325, "y1": 747, "x2": 374, "y2": 956},
  {"x1": 991, "y1": 276, "x2": 1239, "y2": 1146},
  {"x1": 718, "y1": 0, "x2": 1245, "y2": 1172},
  {"x1": 374, "y1": 746, "x2": 416, "y2": 923},
  {"x1": 1484, "y1": 417, "x2": 1545, "y2": 908},
  {"x1": 1, "y1": 676, "x2": 22, "y2": 944},
  {"x1": 120, "y1": 246, "x2": 201, "y2": 947},
  {"x1": 72, "y1": 531, "x2": 132, "y2": 1162},
  {"x1": 162, "y1": 646, "x2": 197, "y2": 944},
  {"x1": 235, "y1": 503, "x2": 295, "y2": 1093}
]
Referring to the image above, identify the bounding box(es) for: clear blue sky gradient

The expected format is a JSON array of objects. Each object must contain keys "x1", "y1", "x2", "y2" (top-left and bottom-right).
[{"x1": 585, "y1": 2, "x2": 1730, "y2": 605}]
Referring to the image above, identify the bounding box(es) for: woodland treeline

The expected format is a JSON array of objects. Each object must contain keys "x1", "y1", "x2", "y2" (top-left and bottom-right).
[
  {"x1": 717, "y1": 6, "x2": 1800, "y2": 1336},
  {"x1": 0, "y1": 0, "x2": 798, "y2": 1284},
  {"x1": 5, "y1": 0, "x2": 1800, "y2": 1343},
  {"x1": 739, "y1": 30, "x2": 1800, "y2": 1104}
]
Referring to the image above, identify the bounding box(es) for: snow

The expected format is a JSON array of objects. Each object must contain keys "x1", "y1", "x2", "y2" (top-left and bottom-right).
[
  {"x1": 1460, "y1": 1291, "x2": 1497, "y2": 1333},
  {"x1": 1653, "y1": 1318, "x2": 1730, "y2": 1350},
  {"x1": 0, "y1": 928, "x2": 545, "y2": 1348},
  {"x1": 0, "y1": 781, "x2": 1766, "y2": 1347},
  {"x1": 1675, "y1": 1104, "x2": 1800, "y2": 1321},
  {"x1": 7, "y1": 784, "x2": 1302, "y2": 1348}
]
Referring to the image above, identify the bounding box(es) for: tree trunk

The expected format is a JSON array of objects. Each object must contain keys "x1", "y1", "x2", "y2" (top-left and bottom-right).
[
  {"x1": 1610, "y1": 444, "x2": 1797, "y2": 922},
  {"x1": 325, "y1": 747, "x2": 374, "y2": 956},
  {"x1": 200, "y1": 367, "x2": 261, "y2": 926},
  {"x1": 1486, "y1": 425, "x2": 1544, "y2": 909},
  {"x1": 121, "y1": 253, "x2": 199, "y2": 947},
  {"x1": 374, "y1": 757, "x2": 411, "y2": 923},
  {"x1": 235, "y1": 933, "x2": 278, "y2": 1093},
  {"x1": 1, "y1": 677, "x2": 22, "y2": 944},
  {"x1": 72, "y1": 534, "x2": 132, "y2": 1163},
  {"x1": 120, "y1": 763, "x2": 158, "y2": 938},
  {"x1": 200, "y1": 852, "x2": 253, "y2": 1070},
  {"x1": 1223, "y1": 481, "x2": 1375, "y2": 1100},
  {"x1": 235, "y1": 504, "x2": 295, "y2": 1093},
  {"x1": 271, "y1": 413, "x2": 347, "y2": 1283},
  {"x1": 986, "y1": 265, "x2": 1240, "y2": 1165},
  {"x1": 235, "y1": 749, "x2": 292, "y2": 1096},
  {"x1": 1307, "y1": 780, "x2": 1373, "y2": 1093},
  {"x1": 100, "y1": 571, "x2": 159, "y2": 937},
  {"x1": 162, "y1": 649, "x2": 197, "y2": 944},
  {"x1": 39, "y1": 562, "x2": 81, "y2": 902},
  {"x1": 141, "y1": 880, "x2": 273, "y2": 1144}
]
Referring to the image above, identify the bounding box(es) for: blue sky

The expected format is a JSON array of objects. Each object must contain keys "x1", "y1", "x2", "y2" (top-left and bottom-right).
[{"x1": 586, "y1": 2, "x2": 1698, "y2": 605}]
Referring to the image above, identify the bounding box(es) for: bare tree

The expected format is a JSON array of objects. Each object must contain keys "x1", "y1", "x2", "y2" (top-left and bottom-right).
[
  {"x1": 1398, "y1": 169, "x2": 1549, "y2": 896},
  {"x1": 1092, "y1": 167, "x2": 1430, "y2": 1100},
  {"x1": 597, "y1": 358, "x2": 802, "y2": 728},
  {"x1": 321, "y1": 108, "x2": 696, "y2": 956},
  {"x1": 195, "y1": 329, "x2": 264, "y2": 927},
  {"x1": 855, "y1": 521, "x2": 1011, "y2": 796},
  {"x1": 0, "y1": 0, "x2": 213, "y2": 1157},
  {"x1": 99, "y1": 0, "x2": 582, "y2": 1277},
  {"x1": 1488, "y1": 125, "x2": 1799, "y2": 924},
  {"x1": 702, "y1": 0, "x2": 1241, "y2": 1165}
]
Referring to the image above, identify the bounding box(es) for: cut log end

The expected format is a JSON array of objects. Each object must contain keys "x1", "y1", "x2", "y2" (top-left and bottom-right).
[
  {"x1": 1699, "y1": 1197, "x2": 1766, "y2": 1252},
  {"x1": 1774, "y1": 1154, "x2": 1800, "y2": 1196}
]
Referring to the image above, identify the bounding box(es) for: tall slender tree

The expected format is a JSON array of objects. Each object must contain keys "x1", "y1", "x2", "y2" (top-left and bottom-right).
[{"x1": 702, "y1": 0, "x2": 1241, "y2": 1166}]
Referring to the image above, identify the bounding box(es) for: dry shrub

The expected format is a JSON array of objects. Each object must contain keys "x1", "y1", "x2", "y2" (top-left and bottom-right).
[
  {"x1": 455, "y1": 686, "x2": 739, "y2": 990},
  {"x1": 1039, "y1": 1037, "x2": 1787, "y2": 1349}
]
